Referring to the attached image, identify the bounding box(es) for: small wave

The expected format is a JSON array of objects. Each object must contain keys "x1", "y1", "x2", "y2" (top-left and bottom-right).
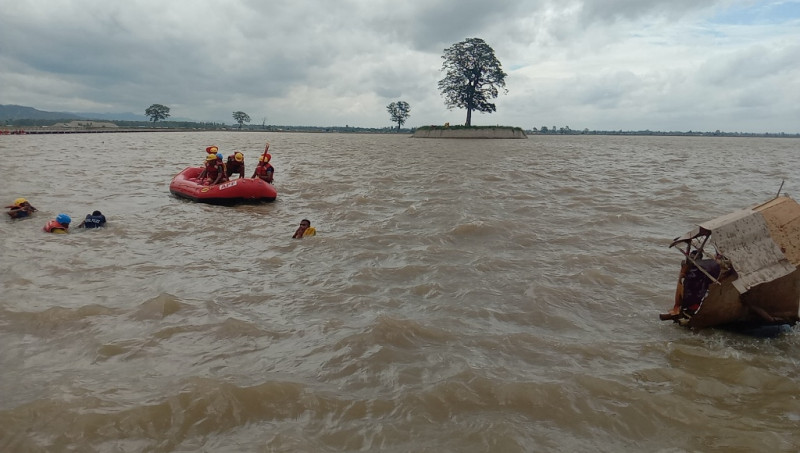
[
  {"x1": 213, "y1": 317, "x2": 276, "y2": 340},
  {"x1": 1, "y1": 304, "x2": 119, "y2": 334},
  {"x1": 449, "y1": 221, "x2": 498, "y2": 237},
  {"x1": 130, "y1": 293, "x2": 185, "y2": 320}
]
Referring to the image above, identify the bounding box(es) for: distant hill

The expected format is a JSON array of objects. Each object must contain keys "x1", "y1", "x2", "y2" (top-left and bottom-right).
[
  {"x1": 0, "y1": 104, "x2": 146, "y2": 122},
  {"x1": 78, "y1": 111, "x2": 148, "y2": 121},
  {"x1": 0, "y1": 104, "x2": 83, "y2": 121}
]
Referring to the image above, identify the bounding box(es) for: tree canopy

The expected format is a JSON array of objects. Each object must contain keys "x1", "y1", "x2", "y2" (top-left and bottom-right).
[
  {"x1": 386, "y1": 101, "x2": 411, "y2": 131},
  {"x1": 145, "y1": 104, "x2": 170, "y2": 123},
  {"x1": 232, "y1": 111, "x2": 251, "y2": 129},
  {"x1": 437, "y1": 38, "x2": 507, "y2": 126}
]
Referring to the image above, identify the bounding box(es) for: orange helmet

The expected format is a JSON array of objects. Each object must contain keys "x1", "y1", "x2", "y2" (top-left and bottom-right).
[
  {"x1": 206, "y1": 153, "x2": 218, "y2": 161},
  {"x1": 234, "y1": 152, "x2": 244, "y2": 162}
]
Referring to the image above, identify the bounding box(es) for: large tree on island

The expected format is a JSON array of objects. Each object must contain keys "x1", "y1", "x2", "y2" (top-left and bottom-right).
[
  {"x1": 386, "y1": 101, "x2": 411, "y2": 131},
  {"x1": 232, "y1": 111, "x2": 251, "y2": 129},
  {"x1": 438, "y1": 38, "x2": 507, "y2": 126},
  {"x1": 145, "y1": 104, "x2": 170, "y2": 122}
]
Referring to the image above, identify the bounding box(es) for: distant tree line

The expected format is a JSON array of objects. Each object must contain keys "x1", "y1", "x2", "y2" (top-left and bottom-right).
[
  {"x1": 4, "y1": 115, "x2": 797, "y2": 137},
  {"x1": 5, "y1": 100, "x2": 797, "y2": 137},
  {"x1": 528, "y1": 126, "x2": 799, "y2": 137}
]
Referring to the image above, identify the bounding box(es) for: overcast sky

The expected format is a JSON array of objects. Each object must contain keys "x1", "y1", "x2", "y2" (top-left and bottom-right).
[{"x1": 2, "y1": 1, "x2": 799, "y2": 132}]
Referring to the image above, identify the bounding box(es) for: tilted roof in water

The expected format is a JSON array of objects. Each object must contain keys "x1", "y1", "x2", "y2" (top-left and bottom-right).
[{"x1": 671, "y1": 196, "x2": 800, "y2": 294}]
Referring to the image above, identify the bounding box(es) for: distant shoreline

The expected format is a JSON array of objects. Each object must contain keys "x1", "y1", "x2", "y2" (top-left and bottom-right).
[
  {"x1": 0, "y1": 127, "x2": 184, "y2": 135},
  {"x1": 1, "y1": 125, "x2": 799, "y2": 138}
]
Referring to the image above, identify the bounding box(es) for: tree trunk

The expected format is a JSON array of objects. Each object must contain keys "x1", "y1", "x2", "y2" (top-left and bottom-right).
[{"x1": 465, "y1": 108, "x2": 472, "y2": 126}]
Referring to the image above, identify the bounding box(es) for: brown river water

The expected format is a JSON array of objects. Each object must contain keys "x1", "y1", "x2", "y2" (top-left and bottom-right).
[{"x1": 1, "y1": 132, "x2": 799, "y2": 452}]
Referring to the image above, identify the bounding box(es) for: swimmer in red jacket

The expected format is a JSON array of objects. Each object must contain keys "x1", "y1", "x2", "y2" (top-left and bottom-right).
[{"x1": 43, "y1": 213, "x2": 71, "y2": 233}]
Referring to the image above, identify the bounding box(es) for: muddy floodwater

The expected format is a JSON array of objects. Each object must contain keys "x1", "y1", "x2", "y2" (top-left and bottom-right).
[{"x1": 2, "y1": 132, "x2": 799, "y2": 452}]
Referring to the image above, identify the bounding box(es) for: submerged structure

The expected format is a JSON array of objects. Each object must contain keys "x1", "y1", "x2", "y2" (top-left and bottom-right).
[{"x1": 661, "y1": 195, "x2": 800, "y2": 330}]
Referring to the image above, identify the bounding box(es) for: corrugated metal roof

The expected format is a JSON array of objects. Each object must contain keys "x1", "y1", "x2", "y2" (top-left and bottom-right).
[
  {"x1": 754, "y1": 196, "x2": 800, "y2": 266},
  {"x1": 673, "y1": 197, "x2": 800, "y2": 294},
  {"x1": 704, "y1": 210, "x2": 796, "y2": 293}
]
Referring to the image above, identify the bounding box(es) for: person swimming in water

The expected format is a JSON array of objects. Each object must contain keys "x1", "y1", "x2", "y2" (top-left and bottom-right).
[
  {"x1": 43, "y1": 213, "x2": 71, "y2": 233},
  {"x1": 292, "y1": 219, "x2": 316, "y2": 238},
  {"x1": 78, "y1": 210, "x2": 107, "y2": 228},
  {"x1": 5, "y1": 198, "x2": 37, "y2": 219}
]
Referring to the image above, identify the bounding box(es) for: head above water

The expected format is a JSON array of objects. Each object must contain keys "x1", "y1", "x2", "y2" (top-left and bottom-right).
[
  {"x1": 92, "y1": 210, "x2": 102, "y2": 216},
  {"x1": 56, "y1": 213, "x2": 71, "y2": 225},
  {"x1": 300, "y1": 219, "x2": 310, "y2": 227}
]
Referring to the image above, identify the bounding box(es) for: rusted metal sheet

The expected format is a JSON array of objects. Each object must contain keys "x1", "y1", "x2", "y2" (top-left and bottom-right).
[
  {"x1": 702, "y1": 209, "x2": 795, "y2": 293},
  {"x1": 754, "y1": 196, "x2": 800, "y2": 266},
  {"x1": 664, "y1": 196, "x2": 800, "y2": 329}
]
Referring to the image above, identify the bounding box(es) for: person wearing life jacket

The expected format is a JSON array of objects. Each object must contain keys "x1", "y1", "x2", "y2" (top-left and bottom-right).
[
  {"x1": 78, "y1": 210, "x2": 107, "y2": 228},
  {"x1": 6, "y1": 197, "x2": 37, "y2": 219},
  {"x1": 216, "y1": 152, "x2": 229, "y2": 180},
  {"x1": 43, "y1": 213, "x2": 71, "y2": 233},
  {"x1": 198, "y1": 153, "x2": 226, "y2": 185},
  {"x1": 292, "y1": 219, "x2": 316, "y2": 239},
  {"x1": 202, "y1": 146, "x2": 219, "y2": 164},
  {"x1": 252, "y1": 153, "x2": 274, "y2": 183},
  {"x1": 226, "y1": 152, "x2": 246, "y2": 179}
]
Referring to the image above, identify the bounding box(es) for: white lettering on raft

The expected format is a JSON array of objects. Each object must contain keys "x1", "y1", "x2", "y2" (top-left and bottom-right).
[{"x1": 218, "y1": 181, "x2": 238, "y2": 190}]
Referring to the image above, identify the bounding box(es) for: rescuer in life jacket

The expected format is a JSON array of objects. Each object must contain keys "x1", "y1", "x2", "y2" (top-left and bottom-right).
[
  {"x1": 226, "y1": 152, "x2": 246, "y2": 179},
  {"x1": 198, "y1": 153, "x2": 227, "y2": 185},
  {"x1": 201, "y1": 145, "x2": 219, "y2": 165},
  {"x1": 43, "y1": 213, "x2": 71, "y2": 233},
  {"x1": 216, "y1": 152, "x2": 227, "y2": 178},
  {"x1": 252, "y1": 154, "x2": 274, "y2": 184},
  {"x1": 6, "y1": 197, "x2": 37, "y2": 219}
]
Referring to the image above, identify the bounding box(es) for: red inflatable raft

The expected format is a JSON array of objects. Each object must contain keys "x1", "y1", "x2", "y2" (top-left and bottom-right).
[{"x1": 169, "y1": 167, "x2": 277, "y2": 205}]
